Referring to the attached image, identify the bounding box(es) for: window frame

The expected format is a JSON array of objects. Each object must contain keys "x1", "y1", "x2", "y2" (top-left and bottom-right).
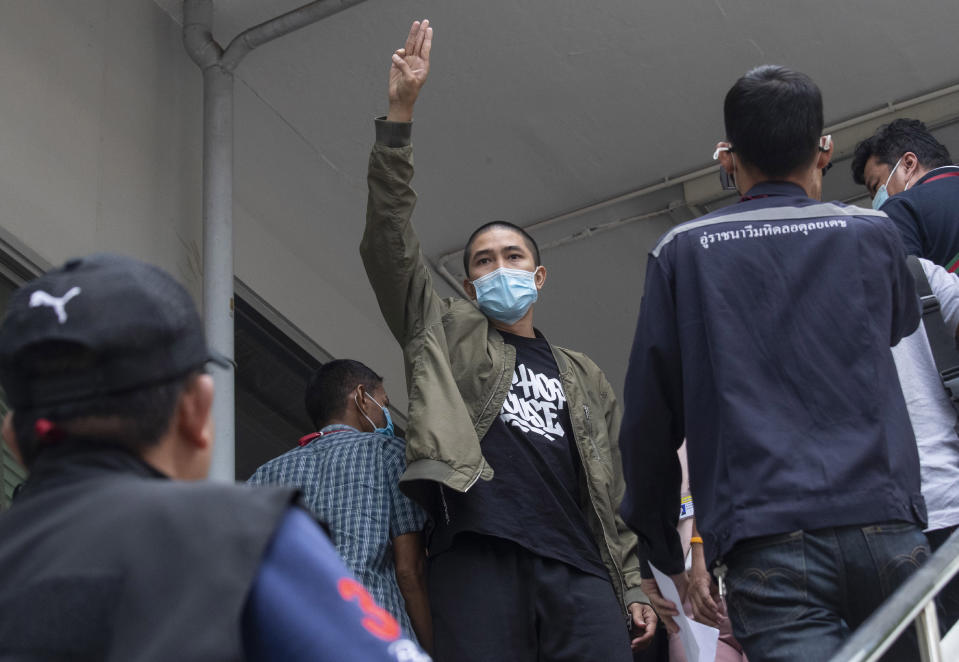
[{"x1": 0, "y1": 228, "x2": 47, "y2": 510}]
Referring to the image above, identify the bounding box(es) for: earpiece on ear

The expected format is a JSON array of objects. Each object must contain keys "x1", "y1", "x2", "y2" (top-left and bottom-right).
[{"x1": 819, "y1": 134, "x2": 832, "y2": 152}]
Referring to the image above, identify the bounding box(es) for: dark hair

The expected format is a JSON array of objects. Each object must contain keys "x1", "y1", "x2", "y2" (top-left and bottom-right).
[
  {"x1": 10, "y1": 343, "x2": 196, "y2": 467},
  {"x1": 304, "y1": 359, "x2": 382, "y2": 429},
  {"x1": 724, "y1": 65, "x2": 824, "y2": 179},
  {"x1": 462, "y1": 221, "x2": 541, "y2": 279},
  {"x1": 851, "y1": 119, "x2": 952, "y2": 185}
]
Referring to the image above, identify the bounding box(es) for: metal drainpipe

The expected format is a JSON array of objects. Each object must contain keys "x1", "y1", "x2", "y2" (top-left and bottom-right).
[
  {"x1": 182, "y1": 0, "x2": 369, "y2": 481},
  {"x1": 201, "y1": 64, "x2": 235, "y2": 483}
]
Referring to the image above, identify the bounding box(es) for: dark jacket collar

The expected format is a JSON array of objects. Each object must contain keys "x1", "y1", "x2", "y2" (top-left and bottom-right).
[
  {"x1": 915, "y1": 165, "x2": 959, "y2": 186},
  {"x1": 14, "y1": 441, "x2": 168, "y2": 504}
]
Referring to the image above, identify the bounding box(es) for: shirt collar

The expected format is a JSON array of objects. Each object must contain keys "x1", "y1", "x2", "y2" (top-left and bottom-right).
[
  {"x1": 15, "y1": 441, "x2": 167, "y2": 503},
  {"x1": 319, "y1": 424, "x2": 358, "y2": 434},
  {"x1": 915, "y1": 165, "x2": 959, "y2": 186}
]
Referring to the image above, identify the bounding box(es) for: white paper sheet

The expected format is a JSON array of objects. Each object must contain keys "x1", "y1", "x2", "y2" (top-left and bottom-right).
[{"x1": 649, "y1": 562, "x2": 719, "y2": 662}]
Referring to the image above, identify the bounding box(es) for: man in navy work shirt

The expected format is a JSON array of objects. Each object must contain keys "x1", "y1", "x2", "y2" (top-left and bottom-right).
[
  {"x1": 0, "y1": 253, "x2": 428, "y2": 662},
  {"x1": 249, "y1": 359, "x2": 431, "y2": 651},
  {"x1": 619, "y1": 66, "x2": 928, "y2": 662},
  {"x1": 852, "y1": 118, "x2": 959, "y2": 270}
]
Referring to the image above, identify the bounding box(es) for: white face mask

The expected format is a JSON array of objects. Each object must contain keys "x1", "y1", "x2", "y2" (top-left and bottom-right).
[{"x1": 872, "y1": 158, "x2": 903, "y2": 210}]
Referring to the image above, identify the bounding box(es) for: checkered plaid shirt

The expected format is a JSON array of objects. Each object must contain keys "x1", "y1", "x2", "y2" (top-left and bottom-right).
[{"x1": 248, "y1": 424, "x2": 426, "y2": 639}]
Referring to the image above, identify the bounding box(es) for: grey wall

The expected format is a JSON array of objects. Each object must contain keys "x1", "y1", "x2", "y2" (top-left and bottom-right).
[
  {"x1": 0, "y1": 0, "x2": 202, "y2": 295},
  {"x1": 0, "y1": 0, "x2": 413, "y2": 415}
]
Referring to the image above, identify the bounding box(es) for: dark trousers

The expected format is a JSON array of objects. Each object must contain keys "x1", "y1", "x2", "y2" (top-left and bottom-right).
[
  {"x1": 926, "y1": 524, "x2": 959, "y2": 632},
  {"x1": 724, "y1": 522, "x2": 929, "y2": 662},
  {"x1": 428, "y1": 533, "x2": 633, "y2": 662}
]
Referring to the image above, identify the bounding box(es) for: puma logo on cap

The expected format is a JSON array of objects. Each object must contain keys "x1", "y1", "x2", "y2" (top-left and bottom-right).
[{"x1": 29, "y1": 287, "x2": 82, "y2": 324}]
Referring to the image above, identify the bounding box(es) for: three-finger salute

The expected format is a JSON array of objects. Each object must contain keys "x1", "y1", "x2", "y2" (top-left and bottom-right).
[{"x1": 387, "y1": 19, "x2": 433, "y2": 122}]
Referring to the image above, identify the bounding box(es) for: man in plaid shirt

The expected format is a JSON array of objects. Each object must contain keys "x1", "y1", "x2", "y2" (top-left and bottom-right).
[{"x1": 249, "y1": 359, "x2": 431, "y2": 652}]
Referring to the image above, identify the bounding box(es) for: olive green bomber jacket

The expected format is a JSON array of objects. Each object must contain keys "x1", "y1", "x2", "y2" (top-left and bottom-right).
[{"x1": 359, "y1": 119, "x2": 647, "y2": 608}]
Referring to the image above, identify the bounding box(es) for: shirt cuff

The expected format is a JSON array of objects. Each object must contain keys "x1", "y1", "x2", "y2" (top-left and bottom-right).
[
  {"x1": 624, "y1": 585, "x2": 651, "y2": 607},
  {"x1": 374, "y1": 117, "x2": 412, "y2": 148}
]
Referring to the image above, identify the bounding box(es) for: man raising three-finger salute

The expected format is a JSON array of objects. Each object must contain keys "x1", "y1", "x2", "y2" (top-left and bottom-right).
[{"x1": 361, "y1": 20, "x2": 657, "y2": 662}]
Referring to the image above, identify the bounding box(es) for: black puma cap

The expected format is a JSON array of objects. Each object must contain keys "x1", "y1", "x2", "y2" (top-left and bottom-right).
[{"x1": 0, "y1": 253, "x2": 228, "y2": 410}]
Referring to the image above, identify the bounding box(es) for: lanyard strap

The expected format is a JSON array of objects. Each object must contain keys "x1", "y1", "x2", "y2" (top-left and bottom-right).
[{"x1": 298, "y1": 428, "x2": 348, "y2": 446}]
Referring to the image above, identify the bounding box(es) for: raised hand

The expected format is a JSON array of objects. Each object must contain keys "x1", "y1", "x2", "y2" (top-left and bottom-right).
[{"x1": 387, "y1": 20, "x2": 433, "y2": 122}]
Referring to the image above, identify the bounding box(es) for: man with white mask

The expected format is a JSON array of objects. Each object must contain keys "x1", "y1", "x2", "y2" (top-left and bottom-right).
[{"x1": 360, "y1": 20, "x2": 656, "y2": 662}]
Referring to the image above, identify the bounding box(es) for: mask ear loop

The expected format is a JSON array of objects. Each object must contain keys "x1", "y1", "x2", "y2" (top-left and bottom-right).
[
  {"x1": 713, "y1": 145, "x2": 738, "y2": 191},
  {"x1": 354, "y1": 392, "x2": 377, "y2": 433}
]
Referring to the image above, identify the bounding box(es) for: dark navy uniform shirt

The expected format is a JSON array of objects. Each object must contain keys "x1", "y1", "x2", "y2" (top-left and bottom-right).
[
  {"x1": 880, "y1": 165, "x2": 959, "y2": 269},
  {"x1": 619, "y1": 182, "x2": 925, "y2": 574}
]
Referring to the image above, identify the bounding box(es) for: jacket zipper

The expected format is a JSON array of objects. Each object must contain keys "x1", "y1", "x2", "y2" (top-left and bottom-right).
[
  {"x1": 576, "y1": 399, "x2": 628, "y2": 609},
  {"x1": 583, "y1": 405, "x2": 601, "y2": 461},
  {"x1": 465, "y1": 343, "x2": 511, "y2": 492},
  {"x1": 438, "y1": 484, "x2": 451, "y2": 524}
]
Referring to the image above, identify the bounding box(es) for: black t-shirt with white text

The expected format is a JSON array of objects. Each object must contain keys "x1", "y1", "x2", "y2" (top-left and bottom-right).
[{"x1": 429, "y1": 331, "x2": 607, "y2": 579}]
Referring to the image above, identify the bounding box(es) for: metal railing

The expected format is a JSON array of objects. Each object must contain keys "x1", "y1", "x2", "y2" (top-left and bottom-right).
[{"x1": 830, "y1": 528, "x2": 959, "y2": 662}]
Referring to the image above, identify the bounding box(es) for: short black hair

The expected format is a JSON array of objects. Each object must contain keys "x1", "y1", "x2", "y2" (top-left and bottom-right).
[
  {"x1": 304, "y1": 359, "x2": 382, "y2": 429},
  {"x1": 724, "y1": 65, "x2": 824, "y2": 179},
  {"x1": 463, "y1": 221, "x2": 541, "y2": 279},
  {"x1": 10, "y1": 342, "x2": 196, "y2": 467},
  {"x1": 851, "y1": 119, "x2": 952, "y2": 185}
]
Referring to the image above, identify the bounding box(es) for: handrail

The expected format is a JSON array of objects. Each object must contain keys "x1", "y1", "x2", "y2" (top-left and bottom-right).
[{"x1": 829, "y1": 527, "x2": 959, "y2": 662}]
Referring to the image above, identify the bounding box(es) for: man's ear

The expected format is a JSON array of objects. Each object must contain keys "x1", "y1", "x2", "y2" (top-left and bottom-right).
[
  {"x1": 2, "y1": 412, "x2": 24, "y2": 466},
  {"x1": 176, "y1": 374, "x2": 214, "y2": 450},
  {"x1": 901, "y1": 151, "x2": 921, "y2": 177},
  {"x1": 463, "y1": 278, "x2": 477, "y2": 300},
  {"x1": 533, "y1": 265, "x2": 547, "y2": 290},
  {"x1": 353, "y1": 383, "x2": 374, "y2": 419}
]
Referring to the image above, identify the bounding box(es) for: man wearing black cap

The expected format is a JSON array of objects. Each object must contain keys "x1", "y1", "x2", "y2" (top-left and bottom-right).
[{"x1": 0, "y1": 253, "x2": 428, "y2": 662}]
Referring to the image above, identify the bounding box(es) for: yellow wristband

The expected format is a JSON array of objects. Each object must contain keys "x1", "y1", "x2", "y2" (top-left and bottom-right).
[{"x1": 690, "y1": 536, "x2": 704, "y2": 545}]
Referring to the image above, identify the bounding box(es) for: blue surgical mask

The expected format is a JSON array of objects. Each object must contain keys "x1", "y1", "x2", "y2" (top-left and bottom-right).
[
  {"x1": 872, "y1": 158, "x2": 902, "y2": 210},
  {"x1": 471, "y1": 267, "x2": 539, "y2": 324},
  {"x1": 357, "y1": 392, "x2": 395, "y2": 437}
]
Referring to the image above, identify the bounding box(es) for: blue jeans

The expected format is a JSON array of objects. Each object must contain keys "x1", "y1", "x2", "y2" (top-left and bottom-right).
[{"x1": 724, "y1": 522, "x2": 929, "y2": 662}]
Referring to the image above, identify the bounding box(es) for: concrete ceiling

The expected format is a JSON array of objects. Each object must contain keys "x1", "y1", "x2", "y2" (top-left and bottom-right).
[{"x1": 155, "y1": 0, "x2": 959, "y2": 396}]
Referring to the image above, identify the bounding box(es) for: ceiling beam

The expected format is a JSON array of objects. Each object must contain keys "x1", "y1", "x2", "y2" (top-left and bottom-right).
[{"x1": 431, "y1": 80, "x2": 959, "y2": 296}]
